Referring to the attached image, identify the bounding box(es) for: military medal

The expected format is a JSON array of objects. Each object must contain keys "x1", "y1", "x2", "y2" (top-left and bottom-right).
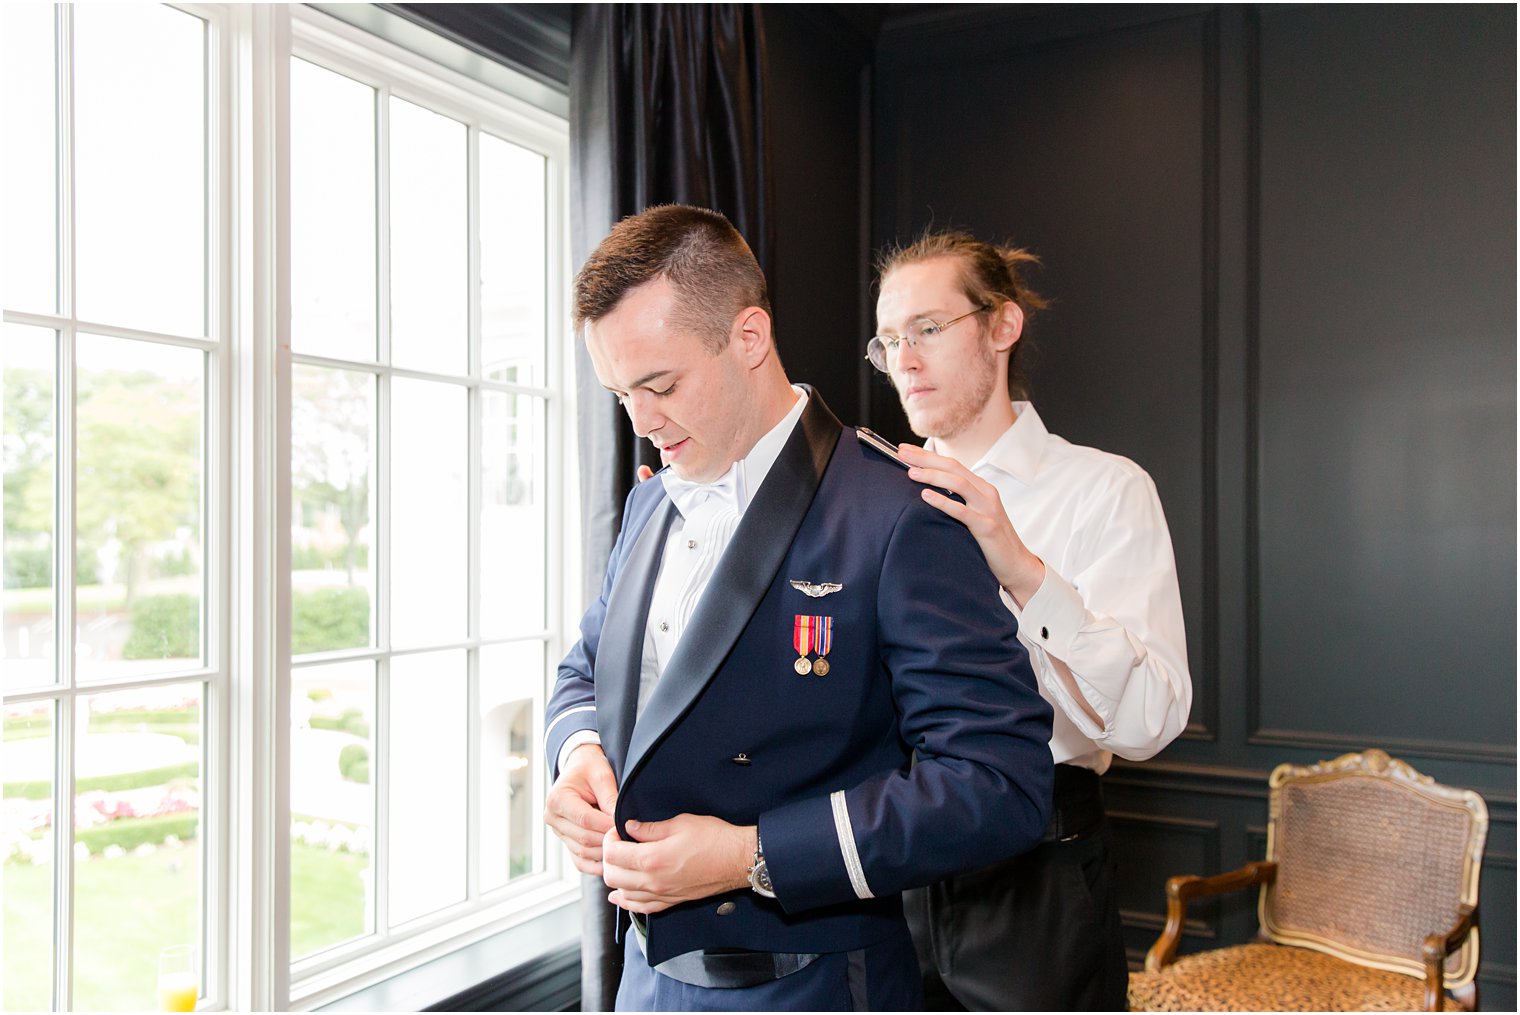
[
  {"x1": 812, "y1": 615, "x2": 833, "y2": 675},
  {"x1": 793, "y1": 614, "x2": 834, "y2": 675},
  {"x1": 792, "y1": 615, "x2": 813, "y2": 674}
]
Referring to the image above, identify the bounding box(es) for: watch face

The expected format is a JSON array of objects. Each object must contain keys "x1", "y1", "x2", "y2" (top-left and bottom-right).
[{"x1": 750, "y1": 858, "x2": 776, "y2": 896}]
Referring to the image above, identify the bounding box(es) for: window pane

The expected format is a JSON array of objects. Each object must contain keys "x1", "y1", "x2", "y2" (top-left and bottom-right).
[
  {"x1": 480, "y1": 135, "x2": 546, "y2": 386},
  {"x1": 1, "y1": 3, "x2": 57, "y2": 315},
  {"x1": 388, "y1": 650, "x2": 466, "y2": 924},
  {"x1": 479, "y1": 641, "x2": 544, "y2": 892},
  {"x1": 3, "y1": 702, "x2": 55, "y2": 1011},
  {"x1": 390, "y1": 378, "x2": 466, "y2": 648},
  {"x1": 74, "y1": 5, "x2": 205, "y2": 337},
  {"x1": 481, "y1": 394, "x2": 545, "y2": 638},
  {"x1": 4, "y1": 325, "x2": 56, "y2": 691},
  {"x1": 291, "y1": 59, "x2": 377, "y2": 362},
  {"x1": 292, "y1": 365, "x2": 373, "y2": 655},
  {"x1": 389, "y1": 97, "x2": 466, "y2": 375},
  {"x1": 291, "y1": 659, "x2": 374, "y2": 959},
  {"x1": 73, "y1": 683, "x2": 202, "y2": 1012},
  {"x1": 75, "y1": 336, "x2": 204, "y2": 681}
]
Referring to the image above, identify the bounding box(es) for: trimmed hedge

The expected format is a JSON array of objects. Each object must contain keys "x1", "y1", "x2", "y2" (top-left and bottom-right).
[
  {"x1": 292, "y1": 544, "x2": 368, "y2": 571},
  {"x1": 122, "y1": 594, "x2": 199, "y2": 660},
  {"x1": 89, "y1": 708, "x2": 198, "y2": 746},
  {"x1": 90, "y1": 709, "x2": 197, "y2": 729},
  {"x1": 5, "y1": 762, "x2": 198, "y2": 800},
  {"x1": 75, "y1": 813, "x2": 197, "y2": 853},
  {"x1": 337, "y1": 744, "x2": 370, "y2": 784},
  {"x1": 4, "y1": 544, "x2": 51, "y2": 590},
  {"x1": 309, "y1": 709, "x2": 370, "y2": 740},
  {"x1": 291, "y1": 587, "x2": 369, "y2": 655},
  {"x1": 3, "y1": 717, "x2": 50, "y2": 740}
]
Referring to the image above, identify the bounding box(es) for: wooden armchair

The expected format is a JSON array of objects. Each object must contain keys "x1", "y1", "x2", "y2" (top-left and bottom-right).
[{"x1": 1127, "y1": 750, "x2": 1487, "y2": 1012}]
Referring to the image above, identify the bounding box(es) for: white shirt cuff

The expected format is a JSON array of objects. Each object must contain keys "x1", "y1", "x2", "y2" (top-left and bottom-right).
[
  {"x1": 1010, "y1": 566, "x2": 1086, "y2": 661},
  {"x1": 1005, "y1": 569, "x2": 1115, "y2": 739},
  {"x1": 556, "y1": 730, "x2": 603, "y2": 778}
]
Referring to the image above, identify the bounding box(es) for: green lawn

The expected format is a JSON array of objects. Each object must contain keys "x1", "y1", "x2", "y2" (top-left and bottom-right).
[
  {"x1": 290, "y1": 842, "x2": 370, "y2": 960},
  {"x1": 4, "y1": 842, "x2": 367, "y2": 1011}
]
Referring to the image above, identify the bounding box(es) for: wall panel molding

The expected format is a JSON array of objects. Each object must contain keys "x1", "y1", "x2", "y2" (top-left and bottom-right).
[
  {"x1": 1108, "y1": 760, "x2": 1272, "y2": 799},
  {"x1": 1249, "y1": 727, "x2": 1516, "y2": 766},
  {"x1": 1242, "y1": 4, "x2": 1516, "y2": 764},
  {"x1": 877, "y1": 3, "x2": 1204, "y2": 54},
  {"x1": 1111, "y1": 811, "x2": 1221, "y2": 935},
  {"x1": 1242, "y1": 4, "x2": 1264, "y2": 752},
  {"x1": 1195, "y1": 7, "x2": 1222, "y2": 744}
]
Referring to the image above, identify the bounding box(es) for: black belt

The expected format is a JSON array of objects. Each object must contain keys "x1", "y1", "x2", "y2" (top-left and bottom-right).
[
  {"x1": 630, "y1": 912, "x2": 820, "y2": 988},
  {"x1": 1040, "y1": 763, "x2": 1106, "y2": 843}
]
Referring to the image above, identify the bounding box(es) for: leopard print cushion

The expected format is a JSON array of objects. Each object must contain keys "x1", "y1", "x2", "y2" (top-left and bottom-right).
[{"x1": 1127, "y1": 943, "x2": 1430, "y2": 1012}]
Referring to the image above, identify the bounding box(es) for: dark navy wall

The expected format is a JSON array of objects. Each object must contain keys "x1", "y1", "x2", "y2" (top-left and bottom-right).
[{"x1": 871, "y1": 5, "x2": 1516, "y2": 1006}]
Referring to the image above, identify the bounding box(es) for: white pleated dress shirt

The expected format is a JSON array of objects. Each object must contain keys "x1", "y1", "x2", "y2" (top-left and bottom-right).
[
  {"x1": 558, "y1": 388, "x2": 808, "y2": 771},
  {"x1": 930, "y1": 402, "x2": 1192, "y2": 773}
]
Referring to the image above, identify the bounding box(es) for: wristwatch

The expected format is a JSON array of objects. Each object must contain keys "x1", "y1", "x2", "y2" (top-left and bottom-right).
[{"x1": 747, "y1": 832, "x2": 776, "y2": 898}]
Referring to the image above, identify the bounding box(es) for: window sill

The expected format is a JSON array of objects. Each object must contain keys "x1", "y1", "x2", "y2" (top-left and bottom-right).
[{"x1": 316, "y1": 898, "x2": 580, "y2": 1012}]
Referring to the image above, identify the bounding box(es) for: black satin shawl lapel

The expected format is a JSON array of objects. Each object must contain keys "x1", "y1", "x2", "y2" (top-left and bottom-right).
[
  {"x1": 620, "y1": 394, "x2": 842, "y2": 792},
  {"x1": 596, "y1": 497, "x2": 677, "y2": 781}
]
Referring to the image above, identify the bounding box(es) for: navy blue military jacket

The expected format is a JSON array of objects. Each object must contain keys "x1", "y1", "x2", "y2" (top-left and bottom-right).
[{"x1": 546, "y1": 392, "x2": 1053, "y2": 966}]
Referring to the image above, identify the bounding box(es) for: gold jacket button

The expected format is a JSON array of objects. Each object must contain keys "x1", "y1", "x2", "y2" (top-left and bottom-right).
[
  {"x1": 731, "y1": 753, "x2": 751, "y2": 766},
  {"x1": 716, "y1": 901, "x2": 737, "y2": 916}
]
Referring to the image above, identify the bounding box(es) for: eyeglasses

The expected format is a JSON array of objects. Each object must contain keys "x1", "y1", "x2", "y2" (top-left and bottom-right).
[{"x1": 865, "y1": 304, "x2": 991, "y2": 373}]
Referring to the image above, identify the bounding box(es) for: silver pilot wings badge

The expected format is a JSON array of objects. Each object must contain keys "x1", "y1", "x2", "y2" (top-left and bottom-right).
[{"x1": 789, "y1": 580, "x2": 843, "y2": 598}]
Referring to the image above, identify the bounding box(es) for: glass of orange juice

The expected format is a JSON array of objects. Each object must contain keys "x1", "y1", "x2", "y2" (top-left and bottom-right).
[{"x1": 157, "y1": 944, "x2": 198, "y2": 1012}]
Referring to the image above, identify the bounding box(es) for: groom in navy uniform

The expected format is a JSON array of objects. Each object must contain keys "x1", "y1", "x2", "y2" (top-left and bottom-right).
[{"x1": 543, "y1": 204, "x2": 1053, "y2": 1011}]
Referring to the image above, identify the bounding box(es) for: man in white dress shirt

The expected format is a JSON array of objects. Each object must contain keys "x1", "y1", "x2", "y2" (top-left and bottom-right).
[{"x1": 870, "y1": 231, "x2": 1193, "y2": 1010}]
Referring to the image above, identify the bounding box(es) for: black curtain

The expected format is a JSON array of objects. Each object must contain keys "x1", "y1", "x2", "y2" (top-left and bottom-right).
[{"x1": 569, "y1": 4, "x2": 772, "y2": 1010}]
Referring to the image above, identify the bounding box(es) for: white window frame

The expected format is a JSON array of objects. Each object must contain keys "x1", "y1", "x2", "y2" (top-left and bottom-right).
[
  {"x1": 4, "y1": 4, "x2": 580, "y2": 1012},
  {"x1": 2, "y1": 3, "x2": 235, "y2": 1010},
  {"x1": 272, "y1": 6, "x2": 577, "y2": 1008}
]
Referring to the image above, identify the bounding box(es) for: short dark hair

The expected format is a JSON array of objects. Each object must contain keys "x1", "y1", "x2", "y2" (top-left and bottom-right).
[
  {"x1": 876, "y1": 230, "x2": 1049, "y2": 398},
  {"x1": 574, "y1": 204, "x2": 770, "y2": 353}
]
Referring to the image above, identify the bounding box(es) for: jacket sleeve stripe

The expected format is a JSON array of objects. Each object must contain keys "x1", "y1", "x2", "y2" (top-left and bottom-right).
[
  {"x1": 830, "y1": 790, "x2": 874, "y2": 900},
  {"x1": 545, "y1": 704, "x2": 597, "y2": 742}
]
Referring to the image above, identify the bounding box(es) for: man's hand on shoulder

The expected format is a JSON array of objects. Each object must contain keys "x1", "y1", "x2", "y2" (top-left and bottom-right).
[
  {"x1": 544, "y1": 744, "x2": 618, "y2": 876},
  {"x1": 602, "y1": 815, "x2": 756, "y2": 914},
  {"x1": 896, "y1": 443, "x2": 1047, "y2": 605}
]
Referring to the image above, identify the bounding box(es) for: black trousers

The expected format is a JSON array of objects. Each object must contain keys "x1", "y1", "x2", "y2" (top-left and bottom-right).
[{"x1": 903, "y1": 767, "x2": 1129, "y2": 1011}]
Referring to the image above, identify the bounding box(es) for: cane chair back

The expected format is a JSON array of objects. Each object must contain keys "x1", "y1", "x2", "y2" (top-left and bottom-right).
[{"x1": 1262, "y1": 749, "x2": 1487, "y2": 990}]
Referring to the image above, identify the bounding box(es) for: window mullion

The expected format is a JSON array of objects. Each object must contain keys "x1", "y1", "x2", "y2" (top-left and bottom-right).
[
  {"x1": 229, "y1": 4, "x2": 292, "y2": 1011},
  {"x1": 466, "y1": 124, "x2": 483, "y2": 905},
  {"x1": 204, "y1": 5, "x2": 237, "y2": 1009},
  {"x1": 375, "y1": 83, "x2": 392, "y2": 372},
  {"x1": 52, "y1": 3, "x2": 78, "y2": 1008},
  {"x1": 372, "y1": 367, "x2": 391, "y2": 943},
  {"x1": 372, "y1": 79, "x2": 393, "y2": 943},
  {"x1": 56, "y1": 2, "x2": 73, "y2": 326}
]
